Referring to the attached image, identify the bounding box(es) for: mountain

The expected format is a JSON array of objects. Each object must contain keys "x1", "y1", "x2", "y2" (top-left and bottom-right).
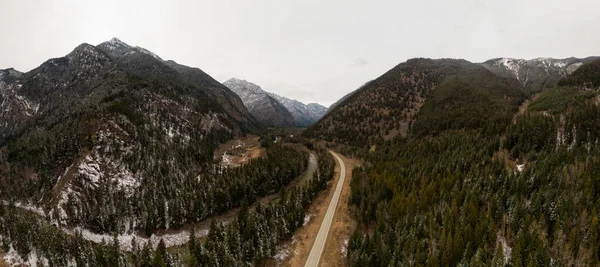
[
  {"x1": 558, "y1": 58, "x2": 600, "y2": 88},
  {"x1": 480, "y1": 57, "x2": 599, "y2": 91},
  {"x1": 223, "y1": 78, "x2": 296, "y2": 127},
  {"x1": 326, "y1": 81, "x2": 373, "y2": 113},
  {"x1": 305, "y1": 58, "x2": 527, "y2": 147},
  {"x1": 268, "y1": 93, "x2": 328, "y2": 126},
  {"x1": 345, "y1": 58, "x2": 600, "y2": 266},
  {"x1": 0, "y1": 38, "x2": 259, "y2": 233}
]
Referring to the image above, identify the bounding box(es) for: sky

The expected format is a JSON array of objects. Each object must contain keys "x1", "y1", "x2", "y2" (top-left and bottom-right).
[{"x1": 1, "y1": 0, "x2": 599, "y2": 106}]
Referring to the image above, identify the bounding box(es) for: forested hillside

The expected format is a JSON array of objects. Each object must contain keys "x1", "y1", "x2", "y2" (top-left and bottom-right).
[
  {"x1": 0, "y1": 38, "x2": 263, "y2": 236},
  {"x1": 305, "y1": 58, "x2": 527, "y2": 147},
  {"x1": 346, "y1": 60, "x2": 600, "y2": 266},
  {"x1": 558, "y1": 58, "x2": 600, "y2": 88},
  {"x1": 0, "y1": 142, "x2": 335, "y2": 266},
  {"x1": 223, "y1": 78, "x2": 297, "y2": 127}
]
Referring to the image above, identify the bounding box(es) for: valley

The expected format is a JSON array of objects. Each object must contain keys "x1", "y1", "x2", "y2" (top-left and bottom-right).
[
  {"x1": 1, "y1": 36, "x2": 600, "y2": 267},
  {"x1": 214, "y1": 135, "x2": 264, "y2": 168}
]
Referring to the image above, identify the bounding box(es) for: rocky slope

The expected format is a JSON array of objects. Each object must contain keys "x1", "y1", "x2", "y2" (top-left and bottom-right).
[
  {"x1": 0, "y1": 38, "x2": 258, "y2": 233},
  {"x1": 223, "y1": 78, "x2": 297, "y2": 127},
  {"x1": 268, "y1": 93, "x2": 327, "y2": 126}
]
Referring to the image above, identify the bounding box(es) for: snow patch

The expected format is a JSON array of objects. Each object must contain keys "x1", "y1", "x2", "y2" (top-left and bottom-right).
[
  {"x1": 134, "y1": 46, "x2": 163, "y2": 61},
  {"x1": 2, "y1": 247, "x2": 25, "y2": 267},
  {"x1": 27, "y1": 250, "x2": 50, "y2": 267},
  {"x1": 273, "y1": 247, "x2": 290, "y2": 262},
  {"x1": 497, "y1": 233, "x2": 512, "y2": 265},
  {"x1": 201, "y1": 113, "x2": 227, "y2": 132},
  {"x1": 303, "y1": 214, "x2": 315, "y2": 226},
  {"x1": 65, "y1": 226, "x2": 208, "y2": 251},
  {"x1": 516, "y1": 164, "x2": 525, "y2": 172},
  {"x1": 13, "y1": 202, "x2": 46, "y2": 217},
  {"x1": 341, "y1": 238, "x2": 349, "y2": 257},
  {"x1": 78, "y1": 154, "x2": 102, "y2": 186},
  {"x1": 273, "y1": 236, "x2": 296, "y2": 262},
  {"x1": 104, "y1": 37, "x2": 131, "y2": 50},
  {"x1": 553, "y1": 61, "x2": 567, "y2": 68},
  {"x1": 497, "y1": 58, "x2": 523, "y2": 81},
  {"x1": 221, "y1": 154, "x2": 238, "y2": 168}
]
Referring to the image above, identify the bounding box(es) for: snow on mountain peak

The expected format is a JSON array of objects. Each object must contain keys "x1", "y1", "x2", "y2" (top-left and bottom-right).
[
  {"x1": 497, "y1": 58, "x2": 523, "y2": 80},
  {"x1": 134, "y1": 46, "x2": 162, "y2": 61},
  {"x1": 224, "y1": 78, "x2": 264, "y2": 95},
  {"x1": 108, "y1": 37, "x2": 129, "y2": 47}
]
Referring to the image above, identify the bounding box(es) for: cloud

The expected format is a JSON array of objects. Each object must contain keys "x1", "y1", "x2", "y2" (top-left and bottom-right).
[{"x1": 349, "y1": 58, "x2": 369, "y2": 67}]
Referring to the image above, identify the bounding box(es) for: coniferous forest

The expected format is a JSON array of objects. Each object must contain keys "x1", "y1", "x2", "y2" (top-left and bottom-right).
[
  {"x1": 344, "y1": 62, "x2": 600, "y2": 266},
  {"x1": 0, "y1": 142, "x2": 335, "y2": 266},
  {"x1": 2, "y1": 31, "x2": 600, "y2": 267}
]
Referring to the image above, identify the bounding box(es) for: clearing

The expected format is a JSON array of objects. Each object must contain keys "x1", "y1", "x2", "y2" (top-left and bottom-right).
[{"x1": 214, "y1": 135, "x2": 264, "y2": 168}]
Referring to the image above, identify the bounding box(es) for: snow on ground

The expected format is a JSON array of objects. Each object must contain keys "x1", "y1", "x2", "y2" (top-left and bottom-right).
[
  {"x1": 221, "y1": 154, "x2": 238, "y2": 168},
  {"x1": 553, "y1": 61, "x2": 567, "y2": 68},
  {"x1": 273, "y1": 247, "x2": 290, "y2": 262},
  {"x1": 3, "y1": 247, "x2": 25, "y2": 267},
  {"x1": 134, "y1": 46, "x2": 163, "y2": 61},
  {"x1": 2, "y1": 244, "x2": 56, "y2": 267},
  {"x1": 498, "y1": 58, "x2": 523, "y2": 81},
  {"x1": 303, "y1": 214, "x2": 315, "y2": 226},
  {"x1": 53, "y1": 146, "x2": 140, "y2": 222},
  {"x1": 63, "y1": 226, "x2": 210, "y2": 251},
  {"x1": 26, "y1": 250, "x2": 50, "y2": 267},
  {"x1": 0, "y1": 81, "x2": 39, "y2": 117},
  {"x1": 3, "y1": 201, "x2": 213, "y2": 252},
  {"x1": 78, "y1": 154, "x2": 102, "y2": 186},
  {"x1": 341, "y1": 238, "x2": 349, "y2": 257},
  {"x1": 497, "y1": 232, "x2": 512, "y2": 265},
  {"x1": 273, "y1": 236, "x2": 296, "y2": 262},
  {"x1": 516, "y1": 164, "x2": 525, "y2": 172},
  {"x1": 14, "y1": 94, "x2": 39, "y2": 116},
  {"x1": 13, "y1": 202, "x2": 46, "y2": 217},
  {"x1": 201, "y1": 113, "x2": 228, "y2": 132}
]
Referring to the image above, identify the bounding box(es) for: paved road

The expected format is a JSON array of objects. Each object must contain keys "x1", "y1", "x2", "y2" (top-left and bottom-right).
[{"x1": 304, "y1": 151, "x2": 346, "y2": 267}]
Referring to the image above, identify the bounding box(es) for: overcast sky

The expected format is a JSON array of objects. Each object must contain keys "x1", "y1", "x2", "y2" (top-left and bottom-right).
[{"x1": 1, "y1": 0, "x2": 599, "y2": 106}]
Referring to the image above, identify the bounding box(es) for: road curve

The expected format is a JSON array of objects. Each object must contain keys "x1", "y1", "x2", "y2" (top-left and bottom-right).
[{"x1": 304, "y1": 151, "x2": 346, "y2": 267}]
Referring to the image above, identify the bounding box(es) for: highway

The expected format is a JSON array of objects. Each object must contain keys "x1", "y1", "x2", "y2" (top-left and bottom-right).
[{"x1": 304, "y1": 151, "x2": 346, "y2": 267}]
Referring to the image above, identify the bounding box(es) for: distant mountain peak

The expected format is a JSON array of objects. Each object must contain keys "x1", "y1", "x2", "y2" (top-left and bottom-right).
[
  {"x1": 106, "y1": 37, "x2": 133, "y2": 49},
  {"x1": 224, "y1": 78, "x2": 265, "y2": 95},
  {"x1": 97, "y1": 38, "x2": 162, "y2": 61},
  {"x1": 0, "y1": 68, "x2": 23, "y2": 80},
  {"x1": 108, "y1": 37, "x2": 127, "y2": 44},
  {"x1": 481, "y1": 56, "x2": 599, "y2": 91},
  {"x1": 224, "y1": 78, "x2": 296, "y2": 127},
  {"x1": 65, "y1": 43, "x2": 113, "y2": 68}
]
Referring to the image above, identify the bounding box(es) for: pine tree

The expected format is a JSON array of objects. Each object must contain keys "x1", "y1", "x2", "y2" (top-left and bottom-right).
[
  {"x1": 188, "y1": 228, "x2": 198, "y2": 266},
  {"x1": 152, "y1": 239, "x2": 168, "y2": 267}
]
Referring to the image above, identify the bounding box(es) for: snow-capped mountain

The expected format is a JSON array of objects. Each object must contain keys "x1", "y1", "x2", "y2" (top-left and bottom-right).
[
  {"x1": 97, "y1": 37, "x2": 162, "y2": 61},
  {"x1": 481, "y1": 57, "x2": 599, "y2": 91},
  {"x1": 268, "y1": 93, "x2": 328, "y2": 126},
  {"x1": 223, "y1": 78, "x2": 296, "y2": 127}
]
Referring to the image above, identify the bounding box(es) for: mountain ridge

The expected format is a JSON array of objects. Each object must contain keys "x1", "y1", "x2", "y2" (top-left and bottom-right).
[
  {"x1": 0, "y1": 37, "x2": 260, "y2": 234},
  {"x1": 480, "y1": 56, "x2": 600, "y2": 91},
  {"x1": 224, "y1": 78, "x2": 328, "y2": 127},
  {"x1": 223, "y1": 78, "x2": 296, "y2": 127},
  {"x1": 267, "y1": 92, "x2": 328, "y2": 126},
  {"x1": 306, "y1": 57, "x2": 528, "y2": 146}
]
